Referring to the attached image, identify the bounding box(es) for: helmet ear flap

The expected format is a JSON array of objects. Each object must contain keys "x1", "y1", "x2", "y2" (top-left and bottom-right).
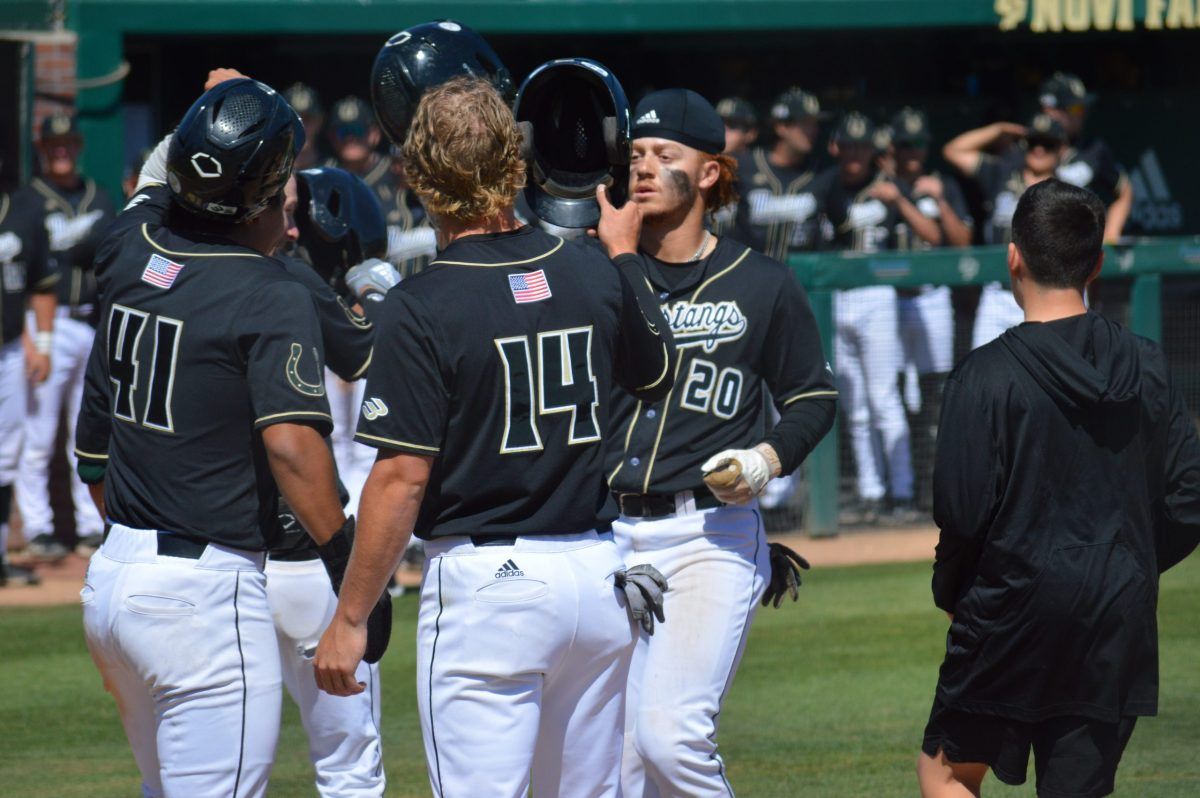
[
  {"x1": 517, "y1": 121, "x2": 535, "y2": 162},
  {"x1": 602, "y1": 116, "x2": 626, "y2": 165}
]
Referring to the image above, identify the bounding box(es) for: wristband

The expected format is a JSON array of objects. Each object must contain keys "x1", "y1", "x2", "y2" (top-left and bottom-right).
[{"x1": 34, "y1": 332, "x2": 52, "y2": 355}]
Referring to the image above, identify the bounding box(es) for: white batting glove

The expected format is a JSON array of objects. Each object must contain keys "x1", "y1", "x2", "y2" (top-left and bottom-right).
[
  {"x1": 345, "y1": 258, "x2": 400, "y2": 301},
  {"x1": 700, "y1": 444, "x2": 779, "y2": 505}
]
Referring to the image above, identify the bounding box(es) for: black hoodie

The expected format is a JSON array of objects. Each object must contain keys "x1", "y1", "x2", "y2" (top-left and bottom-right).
[{"x1": 930, "y1": 311, "x2": 1200, "y2": 723}]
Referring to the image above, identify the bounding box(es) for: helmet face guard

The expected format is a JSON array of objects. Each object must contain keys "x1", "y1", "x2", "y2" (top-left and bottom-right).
[
  {"x1": 295, "y1": 167, "x2": 388, "y2": 288},
  {"x1": 167, "y1": 78, "x2": 304, "y2": 223},
  {"x1": 514, "y1": 58, "x2": 631, "y2": 229},
  {"x1": 371, "y1": 20, "x2": 514, "y2": 147}
]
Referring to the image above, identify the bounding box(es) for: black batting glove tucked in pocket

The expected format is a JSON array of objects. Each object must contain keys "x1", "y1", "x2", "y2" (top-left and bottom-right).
[{"x1": 762, "y1": 542, "x2": 811, "y2": 608}]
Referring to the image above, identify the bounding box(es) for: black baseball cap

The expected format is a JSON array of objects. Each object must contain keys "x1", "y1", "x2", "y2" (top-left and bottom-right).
[
  {"x1": 716, "y1": 97, "x2": 757, "y2": 128},
  {"x1": 890, "y1": 107, "x2": 931, "y2": 147},
  {"x1": 330, "y1": 96, "x2": 375, "y2": 139},
  {"x1": 40, "y1": 112, "x2": 80, "y2": 142},
  {"x1": 833, "y1": 112, "x2": 875, "y2": 145},
  {"x1": 632, "y1": 89, "x2": 725, "y2": 155},
  {"x1": 284, "y1": 83, "x2": 323, "y2": 119},
  {"x1": 770, "y1": 87, "x2": 822, "y2": 123},
  {"x1": 1025, "y1": 112, "x2": 1067, "y2": 146},
  {"x1": 1039, "y1": 72, "x2": 1093, "y2": 111}
]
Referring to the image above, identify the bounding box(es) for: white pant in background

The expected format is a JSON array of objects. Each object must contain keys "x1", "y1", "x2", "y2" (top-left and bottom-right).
[
  {"x1": 327, "y1": 371, "x2": 373, "y2": 516},
  {"x1": 265, "y1": 557, "x2": 385, "y2": 798},
  {"x1": 0, "y1": 340, "x2": 27, "y2": 555},
  {"x1": 417, "y1": 530, "x2": 633, "y2": 798},
  {"x1": 614, "y1": 503, "x2": 769, "y2": 798},
  {"x1": 81, "y1": 525, "x2": 280, "y2": 798},
  {"x1": 899, "y1": 286, "x2": 954, "y2": 414},
  {"x1": 17, "y1": 313, "x2": 103, "y2": 539},
  {"x1": 835, "y1": 286, "x2": 913, "y2": 502},
  {"x1": 971, "y1": 282, "x2": 1025, "y2": 350}
]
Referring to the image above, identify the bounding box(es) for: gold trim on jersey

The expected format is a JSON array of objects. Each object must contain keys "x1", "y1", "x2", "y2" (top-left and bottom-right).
[
  {"x1": 0, "y1": 194, "x2": 10, "y2": 226},
  {"x1": 254, "y1": 410, "x2": 334, "y2": 426},
  {"x1": 33, "y1": 177, "x2": 96, "y2": 217},
  {"x1": 354, "y1": 432, "x2": 441, "y2": 453},
  {"x1": 74, "y1": 448, "x2": 109, "y2": 460},
  {"x1": 430, "y1": 236, "x2": 564, "y2": 268},
  {"x1": 140, "y1": 224, "x2": 264, "y2": 259},
  {"x1": 350, "y1": 347, "x2": 373, "y2": 381},
  {"x1": 751, "y1": 148, "x2": 815, "y2": 262},
  {"x1": 634, "y1": 341, "x2": 671, "y2": 392},
  {"x1": 640, "y1": 247, "x2": 752, "y2": 493},
  {"x1": 782, "y1": 389, "x2": 839, "y2": 405}
]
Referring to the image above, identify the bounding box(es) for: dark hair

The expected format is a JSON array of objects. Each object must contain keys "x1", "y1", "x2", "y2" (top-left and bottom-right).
[{"x1": 1011, "y1": 178, "x2": 1106, "y2": 289}]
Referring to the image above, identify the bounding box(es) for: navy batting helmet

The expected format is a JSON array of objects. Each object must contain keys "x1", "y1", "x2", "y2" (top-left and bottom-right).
[
  {"x1": 167, "y1": 78, "x2": 304, "y2": 223},
  {"x1": 370, "y1": 20, "x2": 514, "y2": 147},
  {"x1": 514, "y1": 58, "x2": 631, "y2": 229},
  {"x1": 294, "y1": 167, "x2": 388, "y2": 287}
]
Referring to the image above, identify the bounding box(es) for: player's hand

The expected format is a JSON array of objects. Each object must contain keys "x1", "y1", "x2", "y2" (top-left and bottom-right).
[
  {"x1": 344, "y1": 258, "x2": 400, "y2": 302},
  {"x1": 867, "y1": 181, "x2": 901, "y2": 205},
  {"x1": 25, "y1": 351, "x2": 50, "y2": 384},
  {"x1": 762, "y1": 542, "x2": 811, "y2": 608},
  {"x1": 701, "y1": 445, "x2": 776, "y2": 505},
  {"x1": 594, "y1": 183, "x2": 641, "y2": 258},
  {"x1": 913, "y1": 174, "x2": 944, "y2": 201},
  {"x1": 205, "y1": 68, "x2": 248, "y2": 90},
  {"x1": 615, "y1": 564, "x2": 668, "y2": 635},
  {"x1": 313, "y1": 613, "x2": 367, "y2": 696}
]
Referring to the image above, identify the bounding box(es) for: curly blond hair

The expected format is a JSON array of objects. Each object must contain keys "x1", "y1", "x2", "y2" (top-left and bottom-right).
[{"x1": 402, "y1": 76, "x2": 526, "y2": 224}]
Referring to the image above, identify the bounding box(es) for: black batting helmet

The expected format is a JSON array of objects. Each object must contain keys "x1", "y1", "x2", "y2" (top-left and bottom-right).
[
  {"x1": 167, "y1": 78, "x2": 304, "y2": 223},
  {"x1": 370, "y1": 20, "x2": 514, "y2": 147},
  {"x1": 294, "y1": 167, "x2": 388, "y2": 287},
  {"x1": 514, "y1": 58, "x2": 631, "y2": 229}
]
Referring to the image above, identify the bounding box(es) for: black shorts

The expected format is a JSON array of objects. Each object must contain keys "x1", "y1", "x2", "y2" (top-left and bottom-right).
[{"x1": 921, "y1": 698, "x2": 1138, "y2": 798}]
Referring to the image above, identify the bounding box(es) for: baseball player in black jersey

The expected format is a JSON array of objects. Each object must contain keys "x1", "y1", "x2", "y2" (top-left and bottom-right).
[
  {"x1": 732, "y1": 87, "x2": 825, "y2": 260},
  {"x1": 283, "y1": 82, "x2": 325, "y2": 171},
  {"x1": 74, "y1": 76, "x2": 356, "y2": 798},
  {"x1": 16, "y1": 113, "x2": 115, "y2": 561},
  {"x1": 1038, "y1": 72, "x2": 1133, "y2": 241},
  {"x1": 314, "y1": 75, "x2": 673, "y2": 797},
  {"x1": 709, "y1": 97, "x2": 757, "y2": 237},
  {"x1": 0, "y1": 183, "x2": 57, "y2": 587},
  {"x1": 607, "y1": 88, "x2": 837, "y2": 797}
]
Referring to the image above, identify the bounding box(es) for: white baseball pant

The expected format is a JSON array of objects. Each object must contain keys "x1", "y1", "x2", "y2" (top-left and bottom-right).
[
  {"x1": 326, "y1": 370, "x2": 373, "y2": 516},
  {"x1": 971, "y1": 282, "x2": 1025, "y2": 350},
  {"x1": 835, "y1": 286, "x2": 913, "y2": 502},
  {"x1": 614, "y1": 502, "x2": 769, "y2": 798},
  {"x1": 417, "y1": 530, "x2": 634, "y2": 798},
  {"x1": 81, "y1": 525, "x2": 281, "y2": 798},
  {"x1": 17, "y1": 312, "x2": 104, "y2": 539},
  {"x1": 0, "y1": 339, "x2": 27, "y2": 555},
  {"x1": 265, "y1": 557, "x2": 385, "y2": 798}
]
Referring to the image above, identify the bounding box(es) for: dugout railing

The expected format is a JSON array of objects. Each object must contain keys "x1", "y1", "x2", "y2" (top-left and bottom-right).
[{"x1": 789, "y1": 237, "x2": 1200, "y2": 537}]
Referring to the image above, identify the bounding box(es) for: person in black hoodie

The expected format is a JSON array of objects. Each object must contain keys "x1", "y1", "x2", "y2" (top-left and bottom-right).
[{"x1": 917, "y1": 178, "x2": 1200, "y2": 798}]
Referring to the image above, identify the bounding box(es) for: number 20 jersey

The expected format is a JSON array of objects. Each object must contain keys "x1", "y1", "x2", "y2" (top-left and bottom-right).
[
  {"x1": 354, "y1": 225, "x2": 672, "y2": 540},
  {"x1": 75, "y1": 186, "x2": 332, "y2": 549}
]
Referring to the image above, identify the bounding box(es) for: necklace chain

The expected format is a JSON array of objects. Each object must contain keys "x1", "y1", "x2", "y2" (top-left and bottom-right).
[{"x1": 687, "y1": 231, "x2": 710, "y2": 263}]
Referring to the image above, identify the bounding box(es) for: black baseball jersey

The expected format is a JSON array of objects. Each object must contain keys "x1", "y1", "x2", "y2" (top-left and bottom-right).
[
  {"x1": 382, "y1": 185, "x2": 436, "y2": 278},
  {"x1": 75, "y1": 185, "x2": 332, "y2": 550},
  {"x1": 897, "y1": 171, "x2": 973, "y2": 252},
  {"x1": 970, "y1": 151, "x2": 1029, "y2": 245},
  {"x1": 1058, "y1": 138, "x2": 1125, "y2": 206},
  {"x1": 733, "y1": 147, "x2": 822, "y2": 260},
  {"x1": 19, "y1": 176, "x2": 116, "y2": 324},
  {"x1": 354, "y1": 225, "x2": 673, "y2": 540},
  {"x1": 278, "y1": 255, "x2": 373, "y2": 381},
  {"x1": 817, "y1": 167, "x2": 913, "y2": 252},
  {"x1": 0, "y1": 191, "x2": 57, "y2": 344},
  {"x1": 607, "y1": 236, "x2": 838, "y2": 496}
]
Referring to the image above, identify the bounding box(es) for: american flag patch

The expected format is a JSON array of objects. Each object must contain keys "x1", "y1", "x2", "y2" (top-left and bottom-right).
[
  {"x1": 141, "y1": 254, "x2": 184, "y2": 289},
  {"x1": 508, "y1": 269, "x2": 552, "y2": 304}
]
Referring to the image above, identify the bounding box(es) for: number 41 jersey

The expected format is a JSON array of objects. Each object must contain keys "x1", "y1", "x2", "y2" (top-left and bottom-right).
[
  {"x1": 354, "y1": 225, "x2": 672, "y2": 541},
  {"x1": 75, "y1": 186, "x2": 332, "y2": 550}
]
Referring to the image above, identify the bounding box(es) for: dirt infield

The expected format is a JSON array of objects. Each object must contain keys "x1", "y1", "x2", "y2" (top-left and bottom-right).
[{"x1": 0, "y1": 526, "x2": 938, "y2": 608}]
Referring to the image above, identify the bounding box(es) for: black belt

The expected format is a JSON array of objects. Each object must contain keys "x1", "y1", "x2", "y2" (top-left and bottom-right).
[
  {"x1": 268, "y1": 548, "x2": 321, "y2": 562},
  {"x1": 616, "y1": 491, "x2": 723, "y2": 520},
  {"x1": 470, "y1": 535, "x2": 518, "y2": 547},
  {"x1": 156, "y1": 532, "x2": 209, "y2": 559}
]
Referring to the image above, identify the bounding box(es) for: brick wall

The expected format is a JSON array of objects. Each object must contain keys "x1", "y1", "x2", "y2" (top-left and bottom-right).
[{"x1": 33, "y1": 34, "x2": 77, "y2": 140}]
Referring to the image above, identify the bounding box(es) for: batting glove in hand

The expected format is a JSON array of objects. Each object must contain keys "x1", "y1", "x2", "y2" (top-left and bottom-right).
[
  {"x1": 701, "y1": 447, "x2": 773, "y2": 505},
  {"x1": 316, "y1": 516, "x2": 356, "y2": 594},
  {"x1": 363, "y1": 590, "x2": 392, "y2": 664},
  {"x1": 762, "y1": 542, "x2": 811, "y2": 608},
  {"x1": 615, "y1": 564, "x2": 668, "y2": 635},
  {"x1": 345, "y1": 258, "x2": 400, "y2": 301}
]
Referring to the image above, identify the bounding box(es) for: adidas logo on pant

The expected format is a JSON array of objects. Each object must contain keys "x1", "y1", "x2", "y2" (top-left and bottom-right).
[{"x1": 495, "y1": 559, "x2": 525, "y2": 578}]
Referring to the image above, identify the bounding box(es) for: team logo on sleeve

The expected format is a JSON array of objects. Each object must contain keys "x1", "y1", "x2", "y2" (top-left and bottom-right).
[
  {"x1": 662, "y1": 299, "x2": 748, "y2": 353},
  {"x1": 140, "y1": 254, "x2": 184, "y2": 288},
  {"x1": 362, "y1": 397, "x2": 389, "y2": 421},
  {"x1": 286, "y1": 343, "x2": 325, "y2": 396},
  {"x1": 508, "y1": 270, "x2": 552, "y2": 304}
]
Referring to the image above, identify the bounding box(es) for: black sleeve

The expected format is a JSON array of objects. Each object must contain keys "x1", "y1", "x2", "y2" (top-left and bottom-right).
[
  {"x1": 1092, "y1": 144, "x2": 1125, "y2": 205},
  {"x1": 94, "y1": 185, "x2": 172, "y2": 270},
  {"x1": 760, "y1": 268, "x2": 838, "y2": 473},
  {"x1": 611, "y1": 253, "x2": 674, "y2": 403},
  {"x1": 26, "y1": 208, "x2": 57, "y2": 293},
  {"x1": 931, "y1": 371, "x2": 1002, "y2": 612},
  {"x1": 279, "y1": 256, "x2": 374, "y2": 382},
  {"x1": 941, "y1": 173, "x2": 974, "y2": 230},
  {"x1": 1157, "y1": 381, "x2": 1200, "y2": 573},
  {"x1": 234, "y1": 279, "x2": 333, "y2": 434},
  {"x1": 75, "y1": 309, "x2": 112, "y2": 473},
  {"x1": 971, "y1": 154, "x2": 1005, "y2": 198},
  {"x1": 354, "y1": 289, "x2": 447, "y2": 456}
]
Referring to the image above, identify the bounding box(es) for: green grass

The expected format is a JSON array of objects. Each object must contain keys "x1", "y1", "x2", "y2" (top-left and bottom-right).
[{"x1": 4, "y1": 558, "x2": 1199, "y2": 796}]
